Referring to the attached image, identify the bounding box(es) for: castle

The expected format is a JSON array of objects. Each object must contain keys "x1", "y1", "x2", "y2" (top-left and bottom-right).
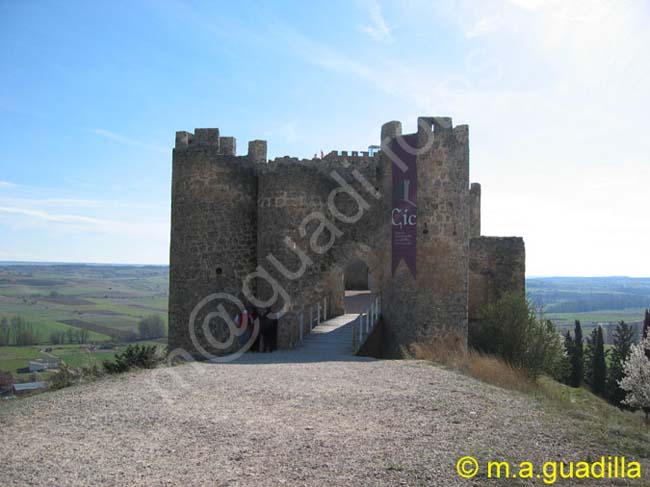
[{"x1": 169, "y1": 116, "x2": 525, "y2": 358}]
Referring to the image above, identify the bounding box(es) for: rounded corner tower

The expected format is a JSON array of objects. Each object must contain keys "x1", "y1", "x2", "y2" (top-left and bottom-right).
[
  {"x1": 378, "y1": 117, "x2": 470, "y2": 356},
  {"x1": 169, "y1": 128, "x2": 259, "y2": 357}
]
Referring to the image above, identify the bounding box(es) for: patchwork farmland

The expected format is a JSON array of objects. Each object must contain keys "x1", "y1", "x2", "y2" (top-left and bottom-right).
[{"x1": 0, "y1": 263, "x2": 168, "y2": 377}]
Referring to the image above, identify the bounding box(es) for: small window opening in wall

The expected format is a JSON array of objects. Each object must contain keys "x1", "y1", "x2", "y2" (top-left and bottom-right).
[{"x1": 215, "y1": 267, "x2": 223, "y2": 276}]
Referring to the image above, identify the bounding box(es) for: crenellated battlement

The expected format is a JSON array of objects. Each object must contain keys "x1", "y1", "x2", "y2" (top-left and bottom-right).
[
  {"x1": 323, "y1": 150, "x2": 375, "y2": 160},
  {"x1": 380, "y1": 116, "x2": 469, "y2": 151},
  {"x1": 258, "y1": 151, "x2": 380, "y2": 179},
  {"x1": 174, "y1": 128, "x2": 267, "y2": 162}
]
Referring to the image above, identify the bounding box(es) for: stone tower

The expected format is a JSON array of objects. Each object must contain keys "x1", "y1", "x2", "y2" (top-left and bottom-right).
[
  {"x1": 378, "y1": 117, "x2": 470, "y2": 355},
  {"x1": 169, "y1": 129, "x2": 261, "y2": 357}
]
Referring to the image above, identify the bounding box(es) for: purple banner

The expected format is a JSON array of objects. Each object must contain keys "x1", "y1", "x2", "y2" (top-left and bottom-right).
[{"x1": 390, "y1": 134, "x2": 417, "y2": 278}]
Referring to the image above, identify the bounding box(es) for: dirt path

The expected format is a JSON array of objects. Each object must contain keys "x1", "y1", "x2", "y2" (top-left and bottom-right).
[{"x1": 1, "y1": 353, "x2": 646, "y2": 486}]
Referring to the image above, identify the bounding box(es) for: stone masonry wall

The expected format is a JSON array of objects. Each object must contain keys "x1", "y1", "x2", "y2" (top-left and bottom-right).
[
  {"x1": 169, "y1": 129, "x2": 258, "y2": 357},
  {"x1": 469, "y1": 183, "x2": 481, "y2": 238},
  {"x1": 468, "y1": 237, "x2": 526, "y2": 320},
  {"x1": 256, "y1": 154, "x2": 385, "y2": 348},
  {"x1": 380, "y1": 117, "x2": 470, "y2": 357}
]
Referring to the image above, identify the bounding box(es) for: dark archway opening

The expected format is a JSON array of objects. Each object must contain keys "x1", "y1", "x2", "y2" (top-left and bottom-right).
[{"x1": 343, "y1": 258, "x2": 372, "y2": 314}]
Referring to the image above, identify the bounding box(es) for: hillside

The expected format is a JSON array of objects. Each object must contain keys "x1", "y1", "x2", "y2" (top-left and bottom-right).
[
  {"x1": 0, "y1": 264, "x2": 169, "y2": 378},
  {"x1": 2, "y1": 268, "x2": 650, "y2": 378},
  {"x1": 527, "y1": 277, "x2": 650, "y2": 341},
  {"x1": 3, "y1": 265, "x2": 648, "y2": 347},
  {"x1": 0, "y1": 354, "x2": 647, "y2": 486},
  {"x1": 0, "y1": 263, "x2": 168, "y2": 341}
]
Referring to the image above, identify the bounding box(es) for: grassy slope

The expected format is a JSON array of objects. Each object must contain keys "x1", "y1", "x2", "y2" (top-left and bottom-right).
[
  {"x1": 536, "y1": 377, "x2": 650, "y2": 459},
  {"x1": 411, "y1": 343, "x2": 650, "y2": 468},
  {"x1": 0, "y1": 339, "x2": 167, "y2": 374},
  {"x1": 0, "y1": 346, "x2": 50, "y2": 374}
]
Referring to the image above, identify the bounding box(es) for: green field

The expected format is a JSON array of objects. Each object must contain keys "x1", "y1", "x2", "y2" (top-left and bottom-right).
[
  {"x1": 547, "y1": 309, "x2": 646, "y2": 323},
  {"x1": 527, "y1": 277, "x2": 649, "y2": 343},
  {"x1": 0, "y1": 263, "x2": 169, "y2": 380},
  {"x1": 0, "y1": 340, "x2": 167, "y2": 378},
  {"x1": 3, "y1": 267, "x2": 650, "y2": 375},
  {"x1": 0, "y1": 346, "x2": 50, "y2": 375},
  {"x1": 0, "y1": 263, "x2": 168, "y2": 344}
]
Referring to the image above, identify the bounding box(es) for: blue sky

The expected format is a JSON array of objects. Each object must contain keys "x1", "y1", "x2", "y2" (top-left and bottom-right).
[{"x1": 0, "y1": 0, "x2": 648, "y2": 276}]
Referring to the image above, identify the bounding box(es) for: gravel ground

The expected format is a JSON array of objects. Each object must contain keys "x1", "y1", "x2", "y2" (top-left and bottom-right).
[{"x1": 0, "y1": 353, "x2": 647, "y2": 486}]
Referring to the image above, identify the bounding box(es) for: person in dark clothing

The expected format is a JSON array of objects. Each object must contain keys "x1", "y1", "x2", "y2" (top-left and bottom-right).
[
  {"x1": 236, "y1": 309, "x2": 251, "y2": 350},
  {"x1": 249, "y1": 308, "x2": 260, "y2": 352},
  {"x1": 259, "y1": 308, "x2": 276, "y2": 353},
  {"x1": 270, "y1": 311, "x2": 278, "y2": 351}
]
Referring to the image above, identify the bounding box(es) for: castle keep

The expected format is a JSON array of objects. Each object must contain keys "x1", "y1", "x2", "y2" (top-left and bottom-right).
[{"x1": 169, "y1": 117, "x2": 525, "y2": 358}]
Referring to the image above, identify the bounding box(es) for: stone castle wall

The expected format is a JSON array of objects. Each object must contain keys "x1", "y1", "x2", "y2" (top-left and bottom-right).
[
  {"x1": 169, "y1": 129, "x2": 259, "y2": 356},
  {"x1": 168, "y1": 117, "x2": 526, "y2": 357},
  {"x1": 256, "y1": 154, "x2": 385, "y2": 348},
  {"x1": 379, "y1": 118, "x2": 470, "y2": 356},
  {"x1": 468, "y1": 237, "x2": 526, "y2": 321}
]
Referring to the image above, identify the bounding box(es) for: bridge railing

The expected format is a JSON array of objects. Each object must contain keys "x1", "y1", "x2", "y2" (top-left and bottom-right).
[
  {"x1": 296, "y1": 295, "x2": 329, "y2": 345},
  {"x1": 352, "y1": 293, "x2": 381, "y2": 354}
]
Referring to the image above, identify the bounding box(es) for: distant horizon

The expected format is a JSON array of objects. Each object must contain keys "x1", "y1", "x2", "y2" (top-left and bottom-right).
[{"x1": 1, "y1": 260, "x2": 649, "y2": 280}]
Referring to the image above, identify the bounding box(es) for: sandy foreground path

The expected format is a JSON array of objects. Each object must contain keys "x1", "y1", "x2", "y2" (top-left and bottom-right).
[{"x1": 1, "y1": 352, "x2": 647, "y2": 486}]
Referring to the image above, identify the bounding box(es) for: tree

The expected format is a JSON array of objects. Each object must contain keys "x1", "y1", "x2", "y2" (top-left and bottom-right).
[
  {"x1": 0, "y1": 317, "x2": 9, "y2": 346},
  {"x1": 138, "y1": 319, "x2": 150, "y2": 340},
  {"x1": 79, "y1": 328, "x2": 89, "y2": 344},
  {"x1": 584, "y1": 327, "x2": 595, "y2": 386},
  {"x1": 608, "y1": 321, "x2": 635, "y2": 407},
  {"x1": 568, "y1": 320, "x2": 584, "y2": 388},
  {"x1": 591, "y1": 326, "x2": 607, "y2": 396},
  {"x1": 641, "y1": 309, "x2": 650, "y2": 359},
  {"x1": 470, "y1": 292, "x2": 566, "y2": 378},
  {"x1": 619, "y1": 334, "x2": 650, "y2": 424},
  {"x1": 532, "y1": 319, "x2": 567, "y2": 381},
  {"x1": 10, "y1": 316, "x2": 38, "y2": 346},
  {"x1": 138, "y1": 314, "x2": 166, "y2": 340},
  {"x1": 562, "y1": 331, "x2": 575, "y2": 385},
  {"x1": 103, "y1": 344, "x2": 160, "y2": 374},
  {"x1": 50, "y1": 331, "x2": 65, "y2": 345}
]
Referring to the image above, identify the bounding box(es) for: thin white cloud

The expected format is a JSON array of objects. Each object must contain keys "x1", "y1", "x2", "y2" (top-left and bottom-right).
[
  {"x1": 0, "y1": 197, "x2": 160, "y2": 211},
  {"x1": 0, "y1": 206, "x2": 103, "y2": 224},
  {"x1": 88, "y1": 128, "x2": 169, "y2": 154},
  {"x1": 465, "y1": 14, "x2": 502, "y2": 38},
  {"x1": 0, "y1": 205, "x2": 167, "y2": 237},
  {"x1": 0, "y1": 180, "x2": 15, "y2": 187},
  {"x1": 361, "y1": 0, "x2": 391, "y2": 41},
  {"x1": 506, "y1": 0, "x2": 542, "y2": 10}
]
